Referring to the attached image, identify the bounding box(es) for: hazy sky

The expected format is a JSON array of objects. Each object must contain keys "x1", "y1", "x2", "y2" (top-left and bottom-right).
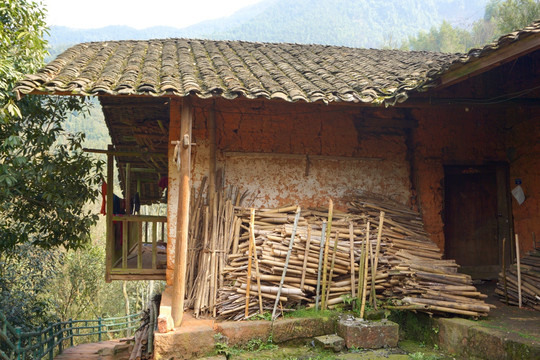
[{"x1": 42, "y1": 0, "x2": 263, "y2": 29}]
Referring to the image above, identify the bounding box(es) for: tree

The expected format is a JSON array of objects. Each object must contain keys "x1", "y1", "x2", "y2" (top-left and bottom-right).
[
  {"x1": 0, "y1": 243, "x2": 61, "y2": 330},
  {"x1": 405, "y1": 21, "x2": 473, "y2": 53},
  {"x1": 405, "y1": 0, "x2": 540, "y2": 53},
  {"x1": 493, "y1": 0, "x2": 540, "y2": 33},
  {"x1": 0, "y1": 0, "x2": 104, "y2": 251}
]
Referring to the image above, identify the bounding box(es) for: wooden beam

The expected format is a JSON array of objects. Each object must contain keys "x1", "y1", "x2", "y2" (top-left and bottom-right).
[
  {"x1": 105, "y1": 145, "x2": 114, "y2": 283},
  {"x1": 171, "y1": 97, "x2": 193, "y2": 326},
  {"x1": 83, "y1": 148, "x2": 167, "y2": 157},
  {"x1": 436, "y1": 34, "x2": 540, "y2": 90}
]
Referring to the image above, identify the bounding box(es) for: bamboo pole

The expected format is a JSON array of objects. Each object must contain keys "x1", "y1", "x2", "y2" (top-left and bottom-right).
[
  {"x1": 325, "y1": 232, "x2": 340, "y2": 306},
  {"x1": 249, "y1": 208, "x2": 264, "y2": 314},
  {"x1": 349, "y1": 221, "x2": 355, "y2": 298},
  {"x1": 315, "y1": 221, "x2": 327, "y2": 311},
  {"x1": 515, "y1": 234, "x2": 522, "y2": 308},
  {"x1": 360, "y1": 221, "x2": 370, "y2": 318},
  {"x1": 272, "y1": 206, "x2": 301, "y2": 320},
  {"x1": 371, "y1": 211, "x2": 385, "y2": 309},
  {"x1": 245, "y1": 213, "x2": 254, "y2": 318},
  {"x1": 300, "y1": 226, "x2": 312, "y2": 291},
  {"x1": 321, "y1": 199, "x2": 333, "y2": 310}
]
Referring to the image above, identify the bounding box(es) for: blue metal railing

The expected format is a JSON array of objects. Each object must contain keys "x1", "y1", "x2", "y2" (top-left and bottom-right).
[{"x1": 0, "y1": 311, "x2": 140, "y2": 360}]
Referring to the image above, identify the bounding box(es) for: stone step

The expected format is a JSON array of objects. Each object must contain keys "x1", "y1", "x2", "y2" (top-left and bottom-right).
[{"x1": 336, "y1": 318, "x2": 399, "y2": 350}]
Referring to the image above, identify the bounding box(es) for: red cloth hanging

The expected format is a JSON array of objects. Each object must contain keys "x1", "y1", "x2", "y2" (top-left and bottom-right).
[{"x1": 100, "y1": 181, "x2": 107, "y2": 215}]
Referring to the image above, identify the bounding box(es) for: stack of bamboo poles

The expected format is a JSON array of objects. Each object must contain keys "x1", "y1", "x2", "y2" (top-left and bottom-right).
[
  {"x1": 350, "y1": 195, "x2": 491, "y2": 317},
  {"x1": 496, "y1": 248, "x2": 540, "y2": 311},
  {"x1": 184, "y1": 177, "x2": 248, "y2": 317},
  {"x1": 179, "y1": 188, "x2": 490, "y2": 319}
]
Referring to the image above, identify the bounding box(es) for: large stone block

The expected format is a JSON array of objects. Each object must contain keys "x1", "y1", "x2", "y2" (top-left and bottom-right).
[
  {"x1": 215, "y1": 320, "x2": 272, "y2": 346},
  {"x1": 314, "y1": 334, "x2": 345, "y2": 352},
  {"x1": 337, "y1": 318, "x2": 399, "y2": 349},
  {"x1": 154, "y1": 326, "x2": 215, "y2": 360},
  {"x1": 434, "y1": 317, "x2": 474, "y2": 356},
  {"x1": 272, "y1": 317, "x2": 335, "y2": 343}
]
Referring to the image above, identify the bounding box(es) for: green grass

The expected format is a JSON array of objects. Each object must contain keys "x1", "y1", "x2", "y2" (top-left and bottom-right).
[{"x1": 284, "y1": 307, "x2": 338, "y2": 319}]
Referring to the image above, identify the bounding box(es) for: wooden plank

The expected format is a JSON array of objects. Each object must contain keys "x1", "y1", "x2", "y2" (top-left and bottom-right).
[
  {"x1": 83, "y1": 148, "x2": 167, "y2": 157},
  {"x1": 111, "y1": 215, "x2": 167, "y2": 222},
  {"x1": 105, "y1": 145, "x2": 114, "y2": 283},
  {"x1": 171, "y1": 97, "x2": 193, "y2": 326},
  {"x1": 436, "y1": 34, "x2": 540, "y2": 89},
  {"x1": 111, "y1": 268, "x2": 166, "y2": 275}
]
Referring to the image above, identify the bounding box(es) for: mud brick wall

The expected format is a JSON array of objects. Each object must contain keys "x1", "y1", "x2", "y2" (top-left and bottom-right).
[
  {"x1": 191, "y1": 98, "x2": 413, "y2": 210},
  {"x1": 505, "y1": 107, "x2": 540, "y2": 254}
]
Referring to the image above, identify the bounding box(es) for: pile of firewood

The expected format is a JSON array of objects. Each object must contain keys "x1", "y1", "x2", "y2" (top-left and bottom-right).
[
  {"x1": 350, "y1": 196, "x2": 492, "y2": 317},
  {"x1": 209, "y1": 193, "x2": 492, "y2": 320},
  {"x1": 496, "y1": 248, "x2": 540, "y2": 311}
]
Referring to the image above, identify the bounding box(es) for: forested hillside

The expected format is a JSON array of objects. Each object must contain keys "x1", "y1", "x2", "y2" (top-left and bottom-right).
[{"x1": 47, "y1": 0, "x2": 489, "y2": 51}]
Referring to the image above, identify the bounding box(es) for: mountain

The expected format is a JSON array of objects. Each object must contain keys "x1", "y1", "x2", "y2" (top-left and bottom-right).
[{"x1": 46, "y1": 0, "x2": 489, "y2": 53}]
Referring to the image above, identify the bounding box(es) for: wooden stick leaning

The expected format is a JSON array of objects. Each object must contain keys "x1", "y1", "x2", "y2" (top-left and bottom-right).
[
  {"x1": 315, "y1": 221, "x2": 327, "y2": 311},
  {"x1": 349, "y1": 221, "x2": 356, "y2": 298},
  {"x1": 249, "y1": 208, "x2": 264, "y2": 314},
  {"x1": 515, "y1": 234, "x2": 522, "y2": 308},
  {"x1": 357, "y1": 224, "x2": 366, "y2": 313},
  {"x1": 272, "y1": 206, "x2": 301, "y2": 320},
  {"x1": 321, "y1": 199, "x2": 333, "y2": 310},
  {"x1": 325, "y1": 231, "x2": 340, "y2": 306},
  {"x1": 371, "y1": 211, "x2": 385, "y2": 309},
  {"x1": 360, "y1": 221, "x2": 370, "y2": 319},
  {"x1": 245, "y1": 209, "x2": 255, "y2": 318},
  {"x1": 300, "y1": 226, "x2": 312, "y2": 291}
]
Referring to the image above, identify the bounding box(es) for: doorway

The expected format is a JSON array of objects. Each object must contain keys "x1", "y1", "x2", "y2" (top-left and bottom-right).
[{"x1": 443, "y1": 164, "x2": 512, "y2": 279}]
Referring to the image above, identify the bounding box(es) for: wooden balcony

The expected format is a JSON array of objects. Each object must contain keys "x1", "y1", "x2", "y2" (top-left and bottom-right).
[
  {"x1": 106, "y1": 215, "x2": 167, "y2": 281},
  {"x1": 99, "y1": 144, "x2": 169, "y2": 282}
]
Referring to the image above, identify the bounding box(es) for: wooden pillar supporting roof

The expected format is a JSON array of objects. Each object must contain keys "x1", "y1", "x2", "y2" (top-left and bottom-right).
[{"x1": 171, "y1": 97, "x2": 193, "y2": 326}]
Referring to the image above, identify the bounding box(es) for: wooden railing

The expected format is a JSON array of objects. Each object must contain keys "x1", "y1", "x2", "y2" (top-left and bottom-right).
[
  {"x1": 106, "y1": 215, "x2": 167, "y2": 281},
  {"x1": 0, "y1": 311, "x2": 140, "y2": 360}
]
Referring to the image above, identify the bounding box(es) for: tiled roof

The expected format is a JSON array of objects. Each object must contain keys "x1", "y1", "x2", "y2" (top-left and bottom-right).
[
  {"x1": 14, "y1": 20, "x2": 540, "y2": 105},
  {"x1": 14, "y1": 39, "x2": 457, "y2": 105}
]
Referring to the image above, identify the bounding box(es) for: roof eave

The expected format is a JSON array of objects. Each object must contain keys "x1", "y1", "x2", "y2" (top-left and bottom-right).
[{"x1": 434, "y1": 32, "x2": 540, "y2": 90}]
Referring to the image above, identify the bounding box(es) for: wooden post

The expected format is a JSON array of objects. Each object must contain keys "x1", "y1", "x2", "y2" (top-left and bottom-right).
[
  {"x1": 125, "y1": 163, "x2": 131, "y2": 215},
  {"x1": 502, "y1": 237, "x2": 508, "y2": 304},
  {"x1": 105, "y1": 145, "x2": 114, "y2": 282},
  {"x1": 171, "y1": 97, "x2": 193, "y2": 326},
  {"x1": 515, "y1": 234, "x2": 522, "y2": 308}
]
